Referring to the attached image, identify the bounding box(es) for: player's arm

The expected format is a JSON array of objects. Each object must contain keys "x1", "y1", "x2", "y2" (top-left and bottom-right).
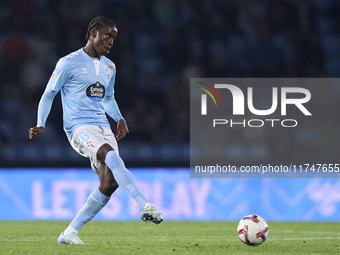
[
  {"x1": 103, "y1": 94, "x2": 129, "y2": 141},
  {"x1": 29, "y1": 58, "x2": 70, "y2": 140},
  {"x1": 28, "y1": 88, "x2": 57, "y2": 139},
  {"x1": 117, "y1": 117, "x2": 129, "y2": 141},
  {"x1": 29, "y1": 87, "x2": 58, "y2": 139},
  {"x1": 103, "y1": 65, "x2": 129, "y2": 141}
]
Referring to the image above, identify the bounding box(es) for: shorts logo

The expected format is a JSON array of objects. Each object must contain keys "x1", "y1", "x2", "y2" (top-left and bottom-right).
[
  {"x1": 87, "y1": 141, "x2": 95, "y2": 147},
  {"x1": 86, "y1": 82, "x2": 105, "y2": 102}
]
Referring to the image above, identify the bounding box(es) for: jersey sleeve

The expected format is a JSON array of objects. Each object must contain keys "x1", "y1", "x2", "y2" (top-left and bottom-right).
[
  {"x1": 106, "y1": 63, "x2": 116, "y2": 97},
  {"x1": 36, "y1": 57, "x2": 70, "y2": 127},
  {"x1": 103, "y1": 94, "x2": 124, "y2": 122},
  {"x1": 102, "y1": 66, "x2": 124, "y2": 122},
  {"x1": 47, "y1": 57, "x2": 71, "y2": 92}
]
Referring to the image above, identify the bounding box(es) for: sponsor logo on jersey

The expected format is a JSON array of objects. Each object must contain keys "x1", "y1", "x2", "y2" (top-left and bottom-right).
[{"x1": 86, "y1": 82, "x2": 105, "y2": 102}]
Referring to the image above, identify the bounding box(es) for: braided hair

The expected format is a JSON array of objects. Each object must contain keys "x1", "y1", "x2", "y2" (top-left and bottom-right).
[{"x1": 85, "y1": 16, "x2": 117, "y2": 40}]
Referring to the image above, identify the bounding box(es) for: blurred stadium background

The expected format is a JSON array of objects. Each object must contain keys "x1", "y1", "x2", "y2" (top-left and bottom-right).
[{"x1": 0, "y1": 0, "x2": 340, "y2": 222}]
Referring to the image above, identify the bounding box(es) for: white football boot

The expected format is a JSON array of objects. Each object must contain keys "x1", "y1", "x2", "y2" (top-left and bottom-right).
[
  {"x1": 58, "y1": 232, "x2": 86, "y2": 244},
  {"x1": 140, "y1": 202, "x2": 164, "y2": 225}
]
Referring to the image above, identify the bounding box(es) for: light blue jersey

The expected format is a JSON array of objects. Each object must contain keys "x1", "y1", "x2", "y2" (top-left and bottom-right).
[{"x1": 37, "y1": 48, "x2": 124, "y2": 141}]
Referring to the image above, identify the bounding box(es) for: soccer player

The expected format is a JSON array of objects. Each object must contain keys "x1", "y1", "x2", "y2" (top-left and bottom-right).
[{"x1": 29, "y1": 16, "x2": 163, "y2": 244}]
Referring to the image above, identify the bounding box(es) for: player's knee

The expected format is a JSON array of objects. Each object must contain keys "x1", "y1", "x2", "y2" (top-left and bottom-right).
[
  {"x1": 101, "y1": 180, "x2": 119, "y2": 196},
  {"x1": 105, "y1": 150, "x2": 125, "y2": 172},
  {"x1": 108, "y1": 179, "x2": 119, "y2": 192},
  {"x1": 97, "y1": 143, "x2": 114, "y2": 163}
]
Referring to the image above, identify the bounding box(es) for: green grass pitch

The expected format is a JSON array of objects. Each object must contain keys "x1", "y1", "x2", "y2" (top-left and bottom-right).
[{"x1": 0, "y1": 221, "x2": 339, "y2": 254}]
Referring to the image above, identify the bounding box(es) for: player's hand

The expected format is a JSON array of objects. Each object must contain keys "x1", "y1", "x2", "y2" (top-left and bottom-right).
[
  {"x1": 116, "y1": 119, "x2": 129, "y2": 141},
  {"x1": 29, "y1": 127, "x2": 45, "y2": 140}
]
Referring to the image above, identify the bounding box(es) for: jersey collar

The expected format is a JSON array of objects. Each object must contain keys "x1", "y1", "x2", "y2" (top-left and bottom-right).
[{"x1": 81, "y1": 47, "x2": 102, "y2": 61}]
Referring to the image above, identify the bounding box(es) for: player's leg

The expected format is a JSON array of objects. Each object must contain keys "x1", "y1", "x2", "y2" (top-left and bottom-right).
[
  {"x1": 97, "y1": 143, "x2": 163, "y2": 225},
  {"x1": 97, "y1": 144, "x2": 147, "y2": 208},
  {"x1": 59, "y1": 163, "x2": 116, "y2": 244},
  {"x1": 59, "y1": 126, "x2": 119, "y2": 244},
  {"x1": 96, "y1": 162, "x2": 119, "y2": 196},
  {"x1": 66, "y1": 163, "x2": 117, "y2": 232}
]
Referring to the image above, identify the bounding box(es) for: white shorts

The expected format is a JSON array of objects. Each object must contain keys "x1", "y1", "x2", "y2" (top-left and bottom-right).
[{"x1": 70, "y1": 125, "x2": 119, "y2": 171}]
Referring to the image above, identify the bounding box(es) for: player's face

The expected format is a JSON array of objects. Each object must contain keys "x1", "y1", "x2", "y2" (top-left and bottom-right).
[{"x1": 93, "y1": 26, "x2": 117, "y2": 56}]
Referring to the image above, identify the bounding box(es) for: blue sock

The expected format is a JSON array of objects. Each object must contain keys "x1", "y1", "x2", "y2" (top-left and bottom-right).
[
  {"x1": 105, "y1": 151, "x2": 148, "y2": 208},
  {"x1": 70, "y1": 188, "x2": 110, "y2": 231}
]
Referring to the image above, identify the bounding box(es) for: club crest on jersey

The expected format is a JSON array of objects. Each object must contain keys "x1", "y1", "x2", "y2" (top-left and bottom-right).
[
  {"x1": 106, "y1": 65, "x2": 115, "y2": 80},
  {"x1": 86, "y1": 82, "x2": 105, "y2": 102}
]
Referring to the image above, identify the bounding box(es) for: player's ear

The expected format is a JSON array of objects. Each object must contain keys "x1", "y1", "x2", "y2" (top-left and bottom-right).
[{"x1": 90, "y1": 29, "x2": 98, "y2": 39}]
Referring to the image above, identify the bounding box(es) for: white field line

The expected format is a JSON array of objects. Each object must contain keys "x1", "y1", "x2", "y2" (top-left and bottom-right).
[
  {"x1": 186, "y1": 237, "x2": 340, "y2": 241},
  {"x1": 269, "y1": 237, "x2": 340, "y2": 241},
  {"x1": 159, "y1": 237, "x2": 340, "y2": 241},
  {"x1": 146, "y1": 228, "x2": 340, "y2": 236},
  {"x1": 2, "y1": 237, "x2": 339, "y2": 243},
  {"x1": 275, "y1": 230, "x2": 340, "y2": 235}
]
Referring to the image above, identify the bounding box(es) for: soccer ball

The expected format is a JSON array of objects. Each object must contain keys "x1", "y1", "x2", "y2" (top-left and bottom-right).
[{"x1": 237, "y1": 214, "x2": 269, "y2": 246}]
